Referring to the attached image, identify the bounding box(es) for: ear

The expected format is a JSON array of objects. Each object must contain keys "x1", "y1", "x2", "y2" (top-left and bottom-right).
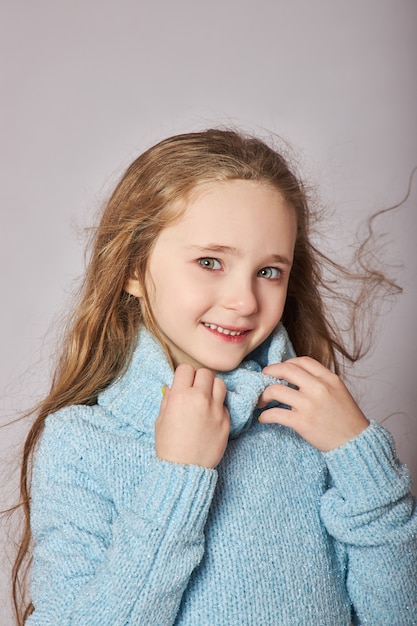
[{"x1": 125, "y1": 276, "x2": 144, "y2": 298}]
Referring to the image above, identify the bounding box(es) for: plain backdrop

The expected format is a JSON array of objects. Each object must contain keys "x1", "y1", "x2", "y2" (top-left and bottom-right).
[{"x1": 1, "y1": 0, "x2": 416, "y2": 623}]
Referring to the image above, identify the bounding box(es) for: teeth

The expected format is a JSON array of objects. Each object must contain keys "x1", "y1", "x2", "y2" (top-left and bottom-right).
[{"x1": 204, "y1": 323, "x2": 244, "y2": 336}]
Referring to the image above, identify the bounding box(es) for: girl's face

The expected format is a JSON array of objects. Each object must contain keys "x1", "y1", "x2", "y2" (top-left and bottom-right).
[{"x1": 126, "y1": 179, "x2": 297, "y2": 373}]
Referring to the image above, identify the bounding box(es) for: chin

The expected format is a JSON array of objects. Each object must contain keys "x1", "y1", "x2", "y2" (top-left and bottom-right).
[{"x1": 202, "y1": 359, "x2": 243, "y2": 373}]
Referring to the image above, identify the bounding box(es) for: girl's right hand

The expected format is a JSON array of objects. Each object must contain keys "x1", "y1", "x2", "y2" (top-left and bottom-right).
[{"x1": 155, "y1": 363, "x2": 230, "y2": 468}]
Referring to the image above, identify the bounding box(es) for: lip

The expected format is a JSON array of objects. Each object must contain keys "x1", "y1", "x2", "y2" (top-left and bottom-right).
[{"x1": 201, "y1": 321, "x2": 251, "y2": 342}]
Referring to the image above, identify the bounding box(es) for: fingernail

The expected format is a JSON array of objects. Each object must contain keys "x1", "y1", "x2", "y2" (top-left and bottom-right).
[{"x1": 161, "y1": 385, "x2": 167, "y2": 396}]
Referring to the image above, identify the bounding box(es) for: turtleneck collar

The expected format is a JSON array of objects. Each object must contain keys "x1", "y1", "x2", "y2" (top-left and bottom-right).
[{"x1": 98, "y1": 323, "x2": 295, "y2": 439}]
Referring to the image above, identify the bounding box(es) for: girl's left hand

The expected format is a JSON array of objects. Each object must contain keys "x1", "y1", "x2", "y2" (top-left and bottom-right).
[{"x1": 257, "y1": 357, "x2": 369, "y2": 452}]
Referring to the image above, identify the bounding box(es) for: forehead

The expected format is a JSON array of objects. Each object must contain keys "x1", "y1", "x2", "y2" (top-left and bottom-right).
[
  {"x1": 149, "y1": 179, "x2": 297, "y2": 269},
  {"x1": 166, "y1": 179, "x2": 296, "y2": 236}
]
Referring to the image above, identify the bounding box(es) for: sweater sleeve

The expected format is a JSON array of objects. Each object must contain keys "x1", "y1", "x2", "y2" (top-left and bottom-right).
[
  {"x1": 321, "y1": 420, "x2": 417, "y2": 626},
  {"x1": 27, "y1": 411, "x2": 217, "y2": 626}
]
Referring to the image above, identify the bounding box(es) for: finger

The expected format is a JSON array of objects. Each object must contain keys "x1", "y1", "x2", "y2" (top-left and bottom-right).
[
  {"x1": 171, "y1": 363, "x2": 196, "y2": 388},
  {"x1": 258, "y1": 405, "x2": 295, "y2": 427},
  {"x1": 258, "y1": 383, "x2": 298, "y2": 409},
  {"x1": 160, "y1": 385, "x2": 169, "y2": 406},
  {"x1": 212, "y1": 376, "x2": 227, "y2": 404},
  {"x1": 192, "y1": 367, "x2": 216, "y2": 391},
  {"x1": 263, "y1": 359, "x2": 324, "y2": 391},
  {"x1": 264, "y1": 356, "x2": 329, "y2": 381}
]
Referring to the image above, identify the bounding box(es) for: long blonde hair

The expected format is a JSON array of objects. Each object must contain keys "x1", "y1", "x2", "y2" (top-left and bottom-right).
[{"x1": 12, "y1": 128, "x2": 399, "y2": 623}]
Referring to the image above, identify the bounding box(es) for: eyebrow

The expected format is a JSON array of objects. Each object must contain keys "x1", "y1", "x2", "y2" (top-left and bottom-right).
[{"x1": 188, "y1": 244, "x2": 293, "y2": 267}]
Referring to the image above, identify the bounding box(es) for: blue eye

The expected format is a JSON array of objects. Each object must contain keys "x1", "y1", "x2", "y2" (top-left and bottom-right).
[
  {"x1": 198, "y1": 257, "x2": 222, "y2": 270},
  {"x1": 258, "y1": 267, "x2": 281, "y2": 279}
]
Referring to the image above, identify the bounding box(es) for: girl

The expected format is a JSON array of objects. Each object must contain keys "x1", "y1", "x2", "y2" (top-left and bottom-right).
[{"x1": 14, "y1": 130, "x2": 417, "y2": 625}]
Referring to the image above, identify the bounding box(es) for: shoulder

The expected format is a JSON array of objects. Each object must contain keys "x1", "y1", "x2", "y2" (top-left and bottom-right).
[
  {"x1": 32, "y1": 404, "x2": 136, "y2": 494},
  {"x1": 38, "y1": 404, "x2": 108, "y2": 456},
  {"x1": 32, "y1": 402, "x2": 152, "y2": 496},
  {"x1": 39, "y1": 400, "x2": 142, "y2": 453},
  {"x1": 32, "y1": 406, "x2": 108, "y2": 487}
]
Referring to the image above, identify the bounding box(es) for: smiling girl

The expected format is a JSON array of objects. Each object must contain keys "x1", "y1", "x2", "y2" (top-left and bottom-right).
[{"x1": 14, "y1": 130, "x2": 417, "y2": 625}]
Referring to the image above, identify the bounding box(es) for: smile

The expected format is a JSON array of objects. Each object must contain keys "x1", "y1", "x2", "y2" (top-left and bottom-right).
[{"x1": 203, "y1": 322, "x2": 247, "y2": 336}]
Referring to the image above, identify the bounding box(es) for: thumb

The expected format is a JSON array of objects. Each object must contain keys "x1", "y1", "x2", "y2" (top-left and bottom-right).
[{"x1": 159, "y1": 385, "x2": 170, "y2": 410}]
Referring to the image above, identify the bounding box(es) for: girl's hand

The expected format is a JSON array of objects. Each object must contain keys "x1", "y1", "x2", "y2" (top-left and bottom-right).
[
  {"x1": 155, "y1": 363, "x2": 230, "y2": 468},
  {"x1": 257, "y1": 357, "x2": 369, "y2": 452}
]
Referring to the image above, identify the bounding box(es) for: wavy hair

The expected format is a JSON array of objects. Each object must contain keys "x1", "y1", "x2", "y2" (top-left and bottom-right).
[{"x1": 11, "y1": 128, "x2": 400, "y2": 623}]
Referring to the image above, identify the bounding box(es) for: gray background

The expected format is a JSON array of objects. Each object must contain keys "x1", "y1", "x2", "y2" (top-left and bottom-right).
[{"x1": 1, "y1": 1, "x2": 416, "y2": 622}]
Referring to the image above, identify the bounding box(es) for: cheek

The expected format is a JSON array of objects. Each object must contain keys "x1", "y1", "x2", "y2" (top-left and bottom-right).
[
  {"x1": 263, "y1": 290, "x2": 287, "y2": 321},
  {"x1": 151, "y1": 277, "x2": 192, "y2": 320}
]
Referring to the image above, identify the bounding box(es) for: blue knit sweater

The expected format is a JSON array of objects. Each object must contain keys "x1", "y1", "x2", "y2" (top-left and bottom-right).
[{"x1": 28, "y1": 325, "x2": 417, "y2": 625}]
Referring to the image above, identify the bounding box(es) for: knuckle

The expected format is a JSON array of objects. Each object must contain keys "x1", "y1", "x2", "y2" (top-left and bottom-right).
[
  {"x1": 175, "y1": 362, "x2": 195, "y2": 376},
  {"x1": 313, "y1": 382, "x2": 329, "y2": 402},
  {"x1": 199, "y1": 367, "x2": 214, "y2": 376},
  {"x1": 214, "y1": 377, "x2": 226, "y2": 391}
]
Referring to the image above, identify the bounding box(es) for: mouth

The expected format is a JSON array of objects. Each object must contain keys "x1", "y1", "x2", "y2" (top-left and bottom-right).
[{"x1": 202, "y1": 322, "x2": 249, "y2": 337}]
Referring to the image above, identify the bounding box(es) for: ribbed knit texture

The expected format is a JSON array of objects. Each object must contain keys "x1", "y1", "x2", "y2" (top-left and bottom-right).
[{"x1": 28, "y1": 325, "x2": 417, "y2": 625}]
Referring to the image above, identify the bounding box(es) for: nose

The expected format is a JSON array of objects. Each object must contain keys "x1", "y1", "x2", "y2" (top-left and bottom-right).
[{"x1": 222, "y1": 276, "x2": 258, "y2": 316}]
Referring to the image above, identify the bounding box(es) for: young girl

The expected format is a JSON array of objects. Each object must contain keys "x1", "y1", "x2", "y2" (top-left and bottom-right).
[{"x1": 14, "y1": 130, "x2": 417, "y2": 625}]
